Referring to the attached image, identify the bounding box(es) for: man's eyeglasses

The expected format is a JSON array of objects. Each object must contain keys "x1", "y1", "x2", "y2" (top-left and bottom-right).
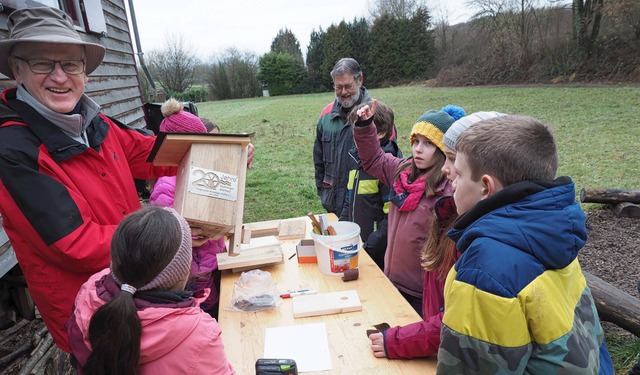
[
  {"x1": 13, "y1": 56, "x2": 86, "y2": 75},
  {"x1": 333, "y1": 82, "x2": 357, "y2": 92}
]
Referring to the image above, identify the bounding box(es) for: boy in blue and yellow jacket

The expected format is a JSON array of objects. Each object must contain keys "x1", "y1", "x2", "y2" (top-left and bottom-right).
[
  {"x1": 438, "y1": 115, "x2": 613, "y2": 374},
  {"x1": 340, "y1": 101, "x2": 401, "y2": 270}
]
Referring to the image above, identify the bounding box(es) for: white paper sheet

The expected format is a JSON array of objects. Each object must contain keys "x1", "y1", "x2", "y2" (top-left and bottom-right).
[{"x1": 264, "y1": 322, "x2": 332, "y2": 372}]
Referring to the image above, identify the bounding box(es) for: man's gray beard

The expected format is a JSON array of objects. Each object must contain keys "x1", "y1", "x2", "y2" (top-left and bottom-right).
[{"x1": 337, "y1": 88, "x2": 361, "y2": 110}]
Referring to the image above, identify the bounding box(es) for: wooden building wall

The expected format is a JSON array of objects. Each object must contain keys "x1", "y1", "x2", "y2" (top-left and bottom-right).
[{"x1": 0, "y1": 0, "x2": 146, "y2": 128}]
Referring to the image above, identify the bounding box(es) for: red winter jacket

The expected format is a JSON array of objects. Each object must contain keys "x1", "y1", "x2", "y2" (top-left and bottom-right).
[
  {"x1": 0, "y1": 88, "x2": 176, "y2": 352},
  {"x1": 383, "y1": 252, "x2": 460, "y2": 359}
]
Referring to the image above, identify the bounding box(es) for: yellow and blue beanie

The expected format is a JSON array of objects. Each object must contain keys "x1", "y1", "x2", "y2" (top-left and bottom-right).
[{"x1": 410, "y1": 105, "x2": 466, "y2": 153}]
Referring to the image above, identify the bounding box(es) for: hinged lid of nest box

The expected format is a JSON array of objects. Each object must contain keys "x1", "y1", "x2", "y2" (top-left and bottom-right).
[{"x1": 147, "y1": 132, "x2": 253, "y2": 165}]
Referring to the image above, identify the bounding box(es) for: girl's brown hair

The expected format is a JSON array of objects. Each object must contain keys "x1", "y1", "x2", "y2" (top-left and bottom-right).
[
  {"x1": 421, "y1": 196, "x2": 458, "y2": 279},
  {"x1": 82, "y1": 206, "x2": 182, "y2": 375}
]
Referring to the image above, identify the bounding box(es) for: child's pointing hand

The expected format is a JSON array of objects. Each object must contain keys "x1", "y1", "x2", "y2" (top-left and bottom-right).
[{"x1": 357, "y1": 99, "x2": 377, "y2": 121}]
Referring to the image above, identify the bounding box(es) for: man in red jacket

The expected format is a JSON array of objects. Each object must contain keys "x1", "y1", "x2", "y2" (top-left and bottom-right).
[
  {"x1": 0, "y1": 7, "x2": 178, "y2": 352},
  {"x1": 0, "y1": 7, "x2": 251, "y2": 353}
]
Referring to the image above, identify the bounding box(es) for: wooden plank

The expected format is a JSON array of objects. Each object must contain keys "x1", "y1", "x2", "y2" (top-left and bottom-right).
[
  {"x1": 244, "y1": 219, "x2": 280, "y2": 238},
  {"x1": 293, "y1": 290, "x2": 362, "y2": 318},
  {"x1": 86, "y1": 75, "x2": 139, "y2": 91},
  {"x1": 240, "y1": 236, "x2": 281, "y2": 250},
  {"x1": 216, "y1": 243, "x2": 283, "y2": 271},
  {"x1": 278, "y1": 218, "x2": 307, "y2": 239},
  {"x1": 99, "y1": 95, "x2": 144, "y2": 116}
]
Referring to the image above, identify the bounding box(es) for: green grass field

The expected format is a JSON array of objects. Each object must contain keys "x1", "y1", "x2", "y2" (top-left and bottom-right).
[
  {"x1": 198, "y1": 85, "x2": 640, "y2": 374},
  {"x1": 198, "y1": 85, "x2": 640, "y2": 223}
]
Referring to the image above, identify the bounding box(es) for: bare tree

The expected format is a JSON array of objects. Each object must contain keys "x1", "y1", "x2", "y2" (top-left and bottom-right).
[
  {"x1": 604, "y1": 0, "x2": 640, "y2": 40},
  {"x1": 205, "y1": 48, "x2": 260, "y2": 100},
  {"x1": 368, "y1": 0, "x2": 425, "y2": 19},
  {"x1": 572, "y1": 0, "x2": 604, "y2": 57},
  {"x1": 467, "y1": 0, "x2": 547, "y2": 65},
  {"x1": 431, "y1": 3, "x2": 451, "y2": 55},
  {"x1": 147, "y1": 34, "x2": 199, "y2": 94}
]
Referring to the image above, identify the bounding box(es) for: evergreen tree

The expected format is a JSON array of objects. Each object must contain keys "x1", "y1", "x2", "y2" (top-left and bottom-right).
[
  {"x1": 321, "y1": 21, "x2": 354, "y2": 89},
  {"x1": 368, "y1": 6, "x2": 434, "y2": 86},
  {"x1": 271, "y1": 28, "x2": 304, "y2": 64},
  {"x1": 406, "y1": 6, "x2": 434, "y2": 78},
  {"x1": 258, "y1": 52, "x2": 306, "y2": 96},
  {"x1": 306, "y1": 27, "x2": 327, "y2": 91},
  {"x1": 347, "y1": 17, "x2": 371, "y2": 76}
]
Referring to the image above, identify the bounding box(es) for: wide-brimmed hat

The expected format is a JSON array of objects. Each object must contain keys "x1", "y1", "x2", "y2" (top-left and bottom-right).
[{"x1": 0, "y1": 7, "x2": 106, "y2": 79}]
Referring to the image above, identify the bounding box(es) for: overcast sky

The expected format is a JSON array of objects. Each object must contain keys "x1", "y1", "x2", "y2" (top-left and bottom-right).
[{"x1": 128, "y1": 0, "x2": 473, "y2": 61}]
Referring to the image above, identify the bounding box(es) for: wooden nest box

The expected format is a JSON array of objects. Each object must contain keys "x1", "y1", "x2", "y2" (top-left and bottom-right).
[{"x1": 148, "y1": 132, "x2": 253, "y2": 255}]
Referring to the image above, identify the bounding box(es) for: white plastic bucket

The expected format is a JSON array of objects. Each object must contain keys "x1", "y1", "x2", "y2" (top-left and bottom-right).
[{"x1": 310, "y1": 222, "x2": 361, "y2": 276}]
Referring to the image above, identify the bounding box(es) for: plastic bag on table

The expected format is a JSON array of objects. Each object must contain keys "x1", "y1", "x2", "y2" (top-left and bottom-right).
[{"x1": 227, "y1": 269, "x2": 280, "y2": 312}]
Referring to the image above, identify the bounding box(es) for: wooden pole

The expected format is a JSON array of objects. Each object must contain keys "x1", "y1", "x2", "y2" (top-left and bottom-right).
[{"x1": 580, "y1": 188, "x2": 640, "y2": 204}]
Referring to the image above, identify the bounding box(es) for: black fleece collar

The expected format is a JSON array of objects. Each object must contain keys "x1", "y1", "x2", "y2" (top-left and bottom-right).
[{"x1": 453, "y1": 176, "x2": 572, "y2": 230}]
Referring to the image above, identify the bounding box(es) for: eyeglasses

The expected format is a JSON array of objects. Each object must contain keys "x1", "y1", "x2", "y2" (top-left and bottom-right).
[
  {"x1": 13, "y1": 56, "x2": 85, "y2": 75},
  {"x1": 333, "y1": 82, "x2": 357, "y2": 92}
]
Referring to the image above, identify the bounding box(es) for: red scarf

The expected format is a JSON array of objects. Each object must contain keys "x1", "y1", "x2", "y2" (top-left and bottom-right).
[{"x1": 393, "y1": 168, "x2": 427, "y2": 211}]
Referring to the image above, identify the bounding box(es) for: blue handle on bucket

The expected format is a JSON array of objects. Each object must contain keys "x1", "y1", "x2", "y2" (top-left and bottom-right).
[{"x1": 312, "y1": 235, "x2": 361, "y2": 254}]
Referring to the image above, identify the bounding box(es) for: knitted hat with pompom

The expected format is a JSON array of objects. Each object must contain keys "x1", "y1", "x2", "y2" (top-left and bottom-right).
[
  {"x1": 410, "y1": 105, "x2": 466, "y2": 153},
  {"x1": 159, "y1": 98, "x2": 207, "y2": 133},
  {"x1": 443, "y1": 111, "x2": 507, "y2": 151}
]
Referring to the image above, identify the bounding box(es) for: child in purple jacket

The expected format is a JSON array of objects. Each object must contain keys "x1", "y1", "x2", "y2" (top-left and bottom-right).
[{"x1": 149, "y1": 98, "x2": 225, "y2": 316}]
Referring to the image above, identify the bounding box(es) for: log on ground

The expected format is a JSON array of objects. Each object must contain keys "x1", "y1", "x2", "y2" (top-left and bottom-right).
[
  {"x1": 580, "y1": 188, "x2": 640, "y2": 204},
  {"x1": 584, "y1": 271, "x2": 640, "y2": 336},
  {"x1": 613, "y1": 202, "x2": 640, "y2": 218}
]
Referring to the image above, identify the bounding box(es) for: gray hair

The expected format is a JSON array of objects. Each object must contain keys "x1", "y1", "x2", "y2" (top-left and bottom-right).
[{"x1": 330, "y1": 58, "x2": 362, "y2": 81}]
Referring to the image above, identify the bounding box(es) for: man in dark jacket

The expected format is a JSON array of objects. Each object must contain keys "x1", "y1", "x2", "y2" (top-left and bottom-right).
[{"x1": 313, "y1": 58, "x2": 371, "y2": 215}]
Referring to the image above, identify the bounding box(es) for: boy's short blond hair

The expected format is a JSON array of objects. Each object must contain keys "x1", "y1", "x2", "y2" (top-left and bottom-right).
[{"x1": 455, "y1": 115, "x2": 558, "y2": 187}]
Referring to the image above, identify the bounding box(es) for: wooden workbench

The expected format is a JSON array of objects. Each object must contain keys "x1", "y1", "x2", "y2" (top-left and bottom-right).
[{"x1": 218, "y1": 216, "x2": 437, "y2": 374}]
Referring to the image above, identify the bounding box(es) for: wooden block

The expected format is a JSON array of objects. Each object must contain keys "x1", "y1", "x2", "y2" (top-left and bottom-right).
[
  {"x1": 293, "y1": 290, "x2": 362, "y2": 318},
  {"x1": 240, "y1": 236, "x2": 280, "y2": 250},
  {"x1": 241, "y1": 226, "x2": 252, "y2": 244},
  {"x1": 278, "y1": 218, "x2": 307, "y2": 239},
  {"x1": 217, "y1": 236, "x2": 283, "y2": 270},
  {"x1": 244, "y1": 219, "x2": 280, "y2": 238}
]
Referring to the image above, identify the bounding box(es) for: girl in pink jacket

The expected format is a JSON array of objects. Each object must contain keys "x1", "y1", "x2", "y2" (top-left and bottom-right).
[
  {"x1": 353, "y1": 102, "x2": 464, "y2": 314},
  {"x1": 66, "y1": 205, "x2": 235, "y2": 374},
  {"x1": 149, "y1": 98, "x2": 226, "y2": 315},
  {"x1": 368, "y1": 111, "x2": 506, "y2": 359}
]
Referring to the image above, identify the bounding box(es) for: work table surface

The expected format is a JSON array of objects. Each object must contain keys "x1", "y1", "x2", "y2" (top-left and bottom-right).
[{"x1": 218, "y1": 216, "x2": 436, "y2": 374}]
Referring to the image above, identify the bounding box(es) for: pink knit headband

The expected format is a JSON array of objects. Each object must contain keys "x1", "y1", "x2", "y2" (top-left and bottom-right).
[{"x1": 112, "y1": 207, "x2": 192, "y2": 293}]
